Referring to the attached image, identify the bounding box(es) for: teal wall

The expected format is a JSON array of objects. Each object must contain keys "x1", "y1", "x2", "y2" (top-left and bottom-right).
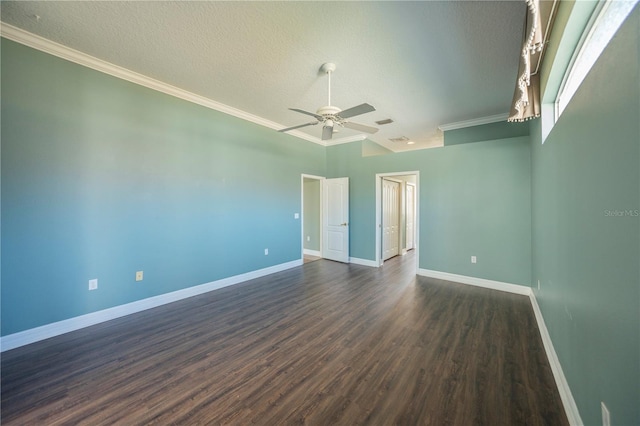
[
  {"x1": 326, "y1": 136, "x2": 532, "y2": 286},
  {"x1": 7, "y1": 17, "x2": 635, "y2": 424},
  {"x1": 444, "y1": 120, "x2": 529, "y2": 146},
  {"x1": 530, "y1": 8, "x2": 639, "y2": 426},
  {"x1": 303, "y1": 178, "x2": 321, "y2": 251},
  {"x1": 2, "y1": 14, "x2": 637, "y2": 424},
  {"x1": 0, "y1": 32, "x2": 534, "y2": 336},
  {"x1": 1, "y1": 39, "x2": 326, "y2": 335}
]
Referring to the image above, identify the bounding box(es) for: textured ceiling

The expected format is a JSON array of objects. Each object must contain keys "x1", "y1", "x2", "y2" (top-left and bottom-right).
[{"x1": 1, "y1": 1, "x2": 526, "y2": 152}]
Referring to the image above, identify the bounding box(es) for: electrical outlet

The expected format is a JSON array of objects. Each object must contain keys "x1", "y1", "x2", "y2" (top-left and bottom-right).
[
  {"x1": 471, "y1": 256, "x2": 477, "y2": 264},
  {"x1": 88, "y1": 279, "x2": 98, "y2": 291},
  {"x1": 264, "y1": 248, "x2": 269, "y2": 255},
  {"x1": 601, "y1": 402, "x2": 610, "y2": 426},
  {"x1": 307, "y1": 236, "x2": 310, "y2": 242},
  {"x1": 294, "y1": 213, "x2": 299, "y2": 219},
  {"x1": 136, "y1": 271, "x2": 143, "y2": 282}
]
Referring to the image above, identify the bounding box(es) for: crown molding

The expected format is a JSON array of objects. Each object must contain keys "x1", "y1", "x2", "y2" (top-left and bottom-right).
[
  {"x1": 438, "y1": 113, "x2": 509, "y2": 132},
  {"x1": 324, "y1": 134, "x2": 367, "y2": 146},
  {"x1": 0, "y1": 23, "x2": 328, "y2": 145}
]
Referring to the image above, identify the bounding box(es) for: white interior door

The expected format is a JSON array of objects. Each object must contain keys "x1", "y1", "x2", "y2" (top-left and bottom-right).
[
  {"x1": 382, "y1": 179, "x2": 401, "y2": 260},
  {"x1": 406, "y1": 183, "x2": 415, "y2": 250},
  {"x1": 323, "y1": 177, "x2": 349, "y2": 263}
]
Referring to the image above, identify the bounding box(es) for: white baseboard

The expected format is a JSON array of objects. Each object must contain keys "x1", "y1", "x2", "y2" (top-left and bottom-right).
[
  {"x1": 349, "y1": 257, "x2": 379, "y2": 268},
  {"x1": 303, "y1": 249, "x2": 321, "y2": 257},
  {"x1": 417, "y1": 268, "x2": 582, "y2": 425},
  {"x1": 0, "y1": 259, "x2": 302, "y2": 352},
  {"x1": 529, "y1": 292, "x2": 583, "y2": 425},
  {"x1": 1, "y1": 259, "x2": 583, "y2": 426},
  {"x1": 417, "y1": 268, "x2": 531, "y2": 295}
]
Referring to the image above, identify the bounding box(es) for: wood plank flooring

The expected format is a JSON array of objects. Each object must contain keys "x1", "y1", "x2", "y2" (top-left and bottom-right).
[
  {"x1": 1, "y1": 253, "x2": 568, "y2": 425},
  {"x1": 303, "y1": 254, "x2": 322, "y2": 264}
]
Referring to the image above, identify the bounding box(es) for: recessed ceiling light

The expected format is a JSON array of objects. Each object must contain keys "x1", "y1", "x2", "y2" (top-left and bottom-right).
[
  {"x1": 389, "y1": 136, "x2": 410, "y2": 143},
  {"x1": 407, "y1": 141, "x2": 415, "y2": 145}
]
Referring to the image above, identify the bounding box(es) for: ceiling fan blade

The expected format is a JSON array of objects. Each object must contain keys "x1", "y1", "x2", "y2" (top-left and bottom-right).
[
  {"x1": 342, "y1": 121, "x2": 379, "y2": 134},
  {"x1": 278, "y1": 121, "x2": 319, "y2": 132},
  {"x1": 289, "y1": 108, "x2": 324, "y2": 120},
  {"x1": 338, "y1": 103, "x2": 376, "y2": 119},
  {"x1": 322, "y1": 125, "x2": 333, "y2": 141}
]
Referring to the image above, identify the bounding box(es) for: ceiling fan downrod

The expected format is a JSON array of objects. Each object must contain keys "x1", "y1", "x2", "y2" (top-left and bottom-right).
[{"x1": 320, "y1": 62, "x2": 336, "y2": 107}]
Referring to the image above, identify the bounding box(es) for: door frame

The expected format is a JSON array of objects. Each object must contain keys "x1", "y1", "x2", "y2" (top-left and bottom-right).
[
  {"x1": 405, "y1": 181, "x2": 417, "y2": 252},
  {"x1": 375, "y1": 171, "x2": 420, "y2": 272},
  {"x1": 301, "y1": 174, "x2": 325, "y2": 260},
  {"x1": 381, "y1": 177, "x2": 403, "y2": 261}
]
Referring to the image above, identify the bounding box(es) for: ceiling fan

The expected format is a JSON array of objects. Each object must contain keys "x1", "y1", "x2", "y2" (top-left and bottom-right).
[{"x1": 279, "y1": 63, "x2": 379, "y2": 141}]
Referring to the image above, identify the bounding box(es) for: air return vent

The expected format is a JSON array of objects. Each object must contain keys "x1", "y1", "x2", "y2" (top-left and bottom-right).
[{"x1": 375, "y1": 118, "x2": 394, "y2": 125}]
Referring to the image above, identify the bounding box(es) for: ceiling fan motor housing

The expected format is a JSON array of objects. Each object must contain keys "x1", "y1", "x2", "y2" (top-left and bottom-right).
[{"x1": 316, "y1": 105, "x2": 342, "y2": 121}]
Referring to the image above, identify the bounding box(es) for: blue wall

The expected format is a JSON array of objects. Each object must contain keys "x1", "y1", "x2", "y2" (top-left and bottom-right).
[
  {"x1": 1, "y1": 39, "x2": 326, "y2": 335},
  {"x1": 1, "y1": 37, "x2": 534, "y2": 336},
  {"x1": 530, "y1": 8, "x2": 639, "y2": 425},
  {"x1": 2, "y1": 11, "x2": 638, "y2": 424},
  {"x1": 326, "y1": 136, "x2": 532, "y2": 286}
]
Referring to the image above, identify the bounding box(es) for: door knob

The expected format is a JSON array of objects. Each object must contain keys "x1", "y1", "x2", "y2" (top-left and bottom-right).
[{"x1": 341, "y1": 222, "x2": 348, "y2": 226}]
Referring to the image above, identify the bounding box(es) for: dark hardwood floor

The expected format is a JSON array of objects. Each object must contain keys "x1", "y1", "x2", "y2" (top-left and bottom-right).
[{"x1": 1, "y1": 252, "x2": 568, "y2": 425}]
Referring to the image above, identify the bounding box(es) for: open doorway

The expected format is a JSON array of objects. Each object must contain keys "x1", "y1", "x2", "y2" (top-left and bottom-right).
[
  {"x1": 301, "y1": 174, "x2": 351, "y2": 264},
  {"x1": 375, "y1": 172, "x2": 419, "y2": 270},
  {"x1": 302, "y1": 175, "x2": 323, "y2": 263},
  {"x1": 382, "y1": 177, "x2": 402, "y2": 260}
]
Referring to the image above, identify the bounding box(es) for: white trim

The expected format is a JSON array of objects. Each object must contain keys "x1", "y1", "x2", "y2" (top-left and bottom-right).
[
  {"x1": 0, "y1": 259, "x2": 301, "y2": 352},
  {"x1": 555, "y1": 0, "x2": 636, "y2": 118},
  {"x1": 301, "y1": 174, "x2": 325, "y2": 262},
  {"x1": 554, "y1": 0, "x2": 607, "y2": 118},
  {"x1": 0, "y1": 23, "x2": 379, "y2": 147},
  {"x1": 438, "y1": 113, "x2": 509, "y2": 132},
  {"x1": 529, "y1": 292, "x2": 584, "y2": 426},
  {"x1": 417, "y1": 268, "x2": 531, "y2": 296},
  {"x1": 375, "y1": 171, "x2": 420, "y2": 271},
  {"x1": 0, "y1": 24, "x2": 313, "y2": 140},
  {"x1": 324, "y1": 134, "x2": 368, "y2": 146},
  {"x1": 303, "y1": 249, "x2": 321, "y2": 257},
  {"x1": 348, "y1": 257, "x2": 379, "y2": 268}
]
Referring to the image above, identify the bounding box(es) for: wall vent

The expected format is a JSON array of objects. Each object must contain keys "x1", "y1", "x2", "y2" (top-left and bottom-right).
[{"x1": 375, "y1": 118, "x2": 394, "y2": 125}]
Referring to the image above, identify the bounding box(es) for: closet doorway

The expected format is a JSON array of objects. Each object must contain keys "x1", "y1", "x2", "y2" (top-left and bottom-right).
[
  {"x1": 382, "y1": 178, "x2": 401, "y2": 261},
  {"x1": 376, "y1": 172, "x2": 419, "y2": 269}
]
